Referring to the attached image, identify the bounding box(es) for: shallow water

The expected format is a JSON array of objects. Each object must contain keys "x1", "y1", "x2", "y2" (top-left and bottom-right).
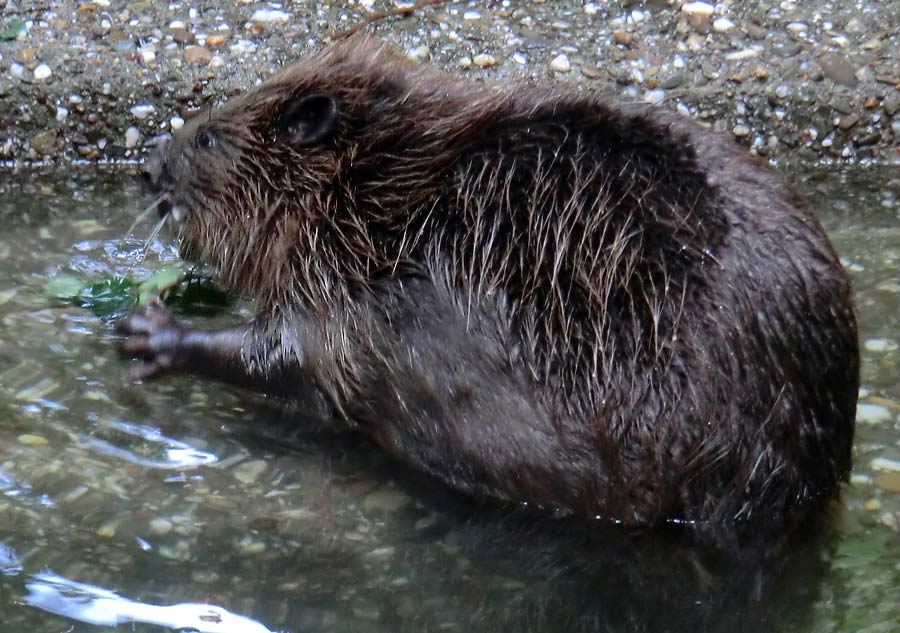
[{"x1": 0, "y1": 166, "x2": 898, "y2": 633}]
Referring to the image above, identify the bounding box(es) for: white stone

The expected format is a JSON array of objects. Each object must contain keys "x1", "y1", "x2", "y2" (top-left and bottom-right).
[
  {"x1": 55, "y1": 106, "x2": 68, "y2": 122},
  {"x1": 713, "y1": 18, "x2": 735, "y2": 32},
  {"x1": 584, "y1": 3, "x2": 598, "y2": 15},
  {"x1": 550, "y1": 53, "x2": 571, "y2": 72},
  {"x1": 472, "y1": 54, "x2": 496, "y2": 68},
  {"x1": 644, "y1": 89, "x2": 665, "y2": 105},
  {"x1": 230, "y1": 39, "x2": 257, "y2": 54},
  {"x1": 856, "y1": 403, "x2": 893, "y2": 425},
  {"x1": 407, "y1": 45, "x2": 430, "y2": 62},
  {"x1": 250, "y1": 9, "x2": 290, "y2": 23},
  {"x1": 139, "y1": 46, "x2": 156, "y2": 64},
  {"x1": 463, "y1": 10, "x2": 481, "y2": 20},
  {"x1": 125, "y1": 127, "x2": 140, "y2": 148},
  {"x1": 725, "y1": 48, "x2": 760, "y2": 61},
  {"x1": 33, "y1": 63, "x2": 52, "y2": 81},
  {"x1": 681, "y1": 2, "x2": 714, "y2": 17},
  {"x1": 130, "y1": 104, "x2": 156, "y2": 120},
  {"x1": 170, "y1": 116, "x2": 185, "y2": 130},
  {"x1": 871, "y1": 457, "x2": 900, "y2": 472}
]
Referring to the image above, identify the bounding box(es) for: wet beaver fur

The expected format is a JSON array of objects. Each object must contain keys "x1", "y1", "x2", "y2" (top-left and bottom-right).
[{"x1": 121, "y1": 38, "x2": 859, "y2": 527}]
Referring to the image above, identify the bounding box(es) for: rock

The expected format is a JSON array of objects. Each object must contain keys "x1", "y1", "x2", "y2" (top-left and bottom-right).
[
  {"x1": 206, "y1": 34, "x2": 226, "y2": 48},
  {"x1": 874, "y1": 472, "x2": 900, "y2": 493},
  {"x1": 124, "y1": 126, "x2": 140, "y2": 148},
  {"x1": 713, "y1": 18, "x2": 735, "y2": 33},
  {"x1": 407, "y1": 45, "x2": 430, "y2": 62},
  {"x1": 856, "y1": 403, "x2": 892, "y2": 424},
  {"x1": 362, "y1": 487, "x2": 410, "y2": 513},
  {"x1": 837, "y1": 114, "x2": 860, "y2": 131},
  {"x1": 18, "y1": 433, "x2": 49, "y2": 446},
  {"x1": 681, "y1": 2, "x2": 714, "y2": 17},
  {"x1": 149, "y1": 517, "x2": 174, "y2": 535},
  {"x1": 550, "y1": 54, "x2": 571, "y2": 72},
  {"x1": 31, "y1": 129, "x2": 58, "y2": 155},
  {"x1": 233, "y1": 459, "x2": 268, "y2": 485},
  {"x1": 819, "y1": 54, "x2": 859, "y2": 87},
  {"x1": 33, "y1": 63, "x2": 52, "y2": 82},
  {"x1": 472, "y1": 54, "x2": 496, "y2": 68},
  {"x1": 612, "y1": 31, "x2": 633, "y2": 46},
  {"x1": 250, "y1": 9, "x2": 290, "y2": 23},
  {"x1": 884, "y1": 97, "x2": 899, "y2": 116},
  {"x1": 130, "y1": 104, "x2": 156, "y2": 120},
  {"x1": 183, "y1": 46, "x2": 212, "y2": 64},
  {"x1": 172, "y1": 28, "x2": 195, "y2": 45},
  {"x1": 733, "y1": 125, "x2": 751, "y2": 137}
]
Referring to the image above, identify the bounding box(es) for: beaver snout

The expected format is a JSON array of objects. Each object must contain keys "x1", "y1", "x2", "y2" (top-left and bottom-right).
[{"x1": 140, "y1": 134, "x2": 174, "y2": 217}]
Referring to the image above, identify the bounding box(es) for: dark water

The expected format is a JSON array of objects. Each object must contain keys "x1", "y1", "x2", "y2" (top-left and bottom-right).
[{"x1": 0, "y1": 166, "x2": 898, "y2": 633}]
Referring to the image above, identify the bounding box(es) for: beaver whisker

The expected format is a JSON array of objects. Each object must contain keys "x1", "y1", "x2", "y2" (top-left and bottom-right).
[
  {"x1": 125, "y1": 194, "x2": 167, "y2": 239},
  {"x1": 138, "y1": 213, "x2": 170, "y2": 263}
]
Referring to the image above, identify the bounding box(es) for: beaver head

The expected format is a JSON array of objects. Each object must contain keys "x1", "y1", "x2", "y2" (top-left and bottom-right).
[{"x1": 142, "y1": 38, "x2": 484, "y2": 307}]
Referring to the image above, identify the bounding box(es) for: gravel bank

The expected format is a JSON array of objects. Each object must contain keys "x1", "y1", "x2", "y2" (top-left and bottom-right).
[{"x1": 0, "y1": 0, "x2": 898, "y2": 165}]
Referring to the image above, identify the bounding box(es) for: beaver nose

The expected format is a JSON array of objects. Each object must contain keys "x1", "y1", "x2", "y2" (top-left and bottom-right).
[{"x1": 141, "y1": 134, "x2": 172, "y2": 190}]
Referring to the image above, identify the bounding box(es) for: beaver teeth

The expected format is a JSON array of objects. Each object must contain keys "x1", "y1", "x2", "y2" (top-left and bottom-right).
[{"x1": 171, "y1": 205, "x2": 186, "y2": 223}]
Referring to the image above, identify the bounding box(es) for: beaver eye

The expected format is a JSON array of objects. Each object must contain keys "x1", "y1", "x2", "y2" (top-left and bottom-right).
[
  {"x1": 196, "y1": 129, "x2": 218, "y2": 150},
  {"x1": 276, "y1": 94, "x2": 338, "y2": 146}
]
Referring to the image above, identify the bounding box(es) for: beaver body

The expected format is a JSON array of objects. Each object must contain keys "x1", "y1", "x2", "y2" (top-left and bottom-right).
[{"x1": 122, "y1": 39, "x2": 859, "y2": 526}]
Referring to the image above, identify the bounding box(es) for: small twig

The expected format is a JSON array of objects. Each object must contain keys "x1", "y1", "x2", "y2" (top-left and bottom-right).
[{"x1": 329, "y1": 0, "x2": 449, "y2": 41}]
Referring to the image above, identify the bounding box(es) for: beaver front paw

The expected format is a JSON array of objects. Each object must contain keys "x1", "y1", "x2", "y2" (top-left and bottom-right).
[{"x1": 116, "y1": 300, "x2": 187, "y2": 380}]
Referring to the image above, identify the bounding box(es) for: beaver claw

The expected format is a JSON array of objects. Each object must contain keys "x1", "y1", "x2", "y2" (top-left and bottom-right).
[{"x1": 116, "y1": 300, "x2": 187, "y2": 380}]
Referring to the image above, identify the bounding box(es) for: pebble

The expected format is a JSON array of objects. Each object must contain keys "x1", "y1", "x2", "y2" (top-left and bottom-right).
[
  {"x1": 856, "y1": 403, "x2": 893, "y2": 424},
  {"x1": 124, "y1": 126, "x2": 140, "y2": 148},
  {"x1": 463, "y1": 10, "x2": 481, "y2": 20},
  {"x1": 250, "y1": 9, "x2": 290, "y2": 23},
  {"x1": 875, "y1": 473, "x2": 900, "y2": 493},
  {"x1": 170, "y1": 116, "x2": 184, "y2": 130},
  {"x1": 733, "y1": 125, "x2": 751, "y2": 137},
  {"x1": 871, "y1": 457, "x2": 900, "y2": 473},
  {"x1": 864, "y1": 338, "x2": 898, "y2": 352},
  {"x1": 139, "y1": 46, "x2": 156, "y2": 65},
  {"x1": 472, "y1": 54, "x2": 496, "y2": 68},
  {"x1": 17, "y1": 434, "x2": 49, "y2": 446},
  {"x1": 149, "y1": 517, "x2": 173, "y2": 535},
  {"x1": 33, "y1": 63, "x2": 52, "y2": 81},
  {"x1": 130, "y1": 104, "x2": 156, "y2": 120},
  {"x1": 644, "y1": 89, "x2": 665, "y2": 105},
  {"x1": 892, "y1": 120, "x2": 900, "y2": 138},
  {"x1": 550, "y1": 53, "x2": 571, "y2": 72},
  {"x1": 713, "y1": 18, "x2": 735, "y2": 32},
  {"x1": 362, "y1": 487, "x2": 410, "y2": 513},
  {"x1": 233, "y1": 459, "x2": 268, "y2": 485},
  {"x1": 183, "y1": 45, "x2": 212, "y2": 64},
  {"x1": 837, "y1": 113, "x2": 860, "y2": 131},
  {"x1": 819, "y1": 54, "x2": 859, "y2": 87},
  {"x1": 55, "y1": 106, "x2": 68, "y2": 122},
  {"x1": 31, "y1": 129, "x2": 57, "y2": 155},
  {"x1": 10, "y1": 62, "x2": 25, "y2": 80},
  {"x1": 682, "y1": 2, "x2": 715, "y2": 17},
  {"x1": 725, "y1": 49, "x2": 759, "y2": 61},
  {"x1": 407, "y1": 45, "x2": 430, "y2": 62}
]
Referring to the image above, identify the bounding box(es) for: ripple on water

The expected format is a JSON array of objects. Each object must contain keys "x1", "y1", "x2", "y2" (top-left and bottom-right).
[{"x1": 78, "y1": 419, "x2": 217, "y2": 470}]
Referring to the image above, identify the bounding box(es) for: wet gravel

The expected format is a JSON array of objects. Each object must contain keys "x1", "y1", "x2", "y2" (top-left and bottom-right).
[{"x1": 0, "y1": 0, "x2": 898, "y2": 165}]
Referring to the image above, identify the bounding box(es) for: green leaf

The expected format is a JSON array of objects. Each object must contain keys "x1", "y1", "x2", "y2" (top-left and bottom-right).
[
  {"x1": 0, "y1": 19, "x2": 26, "y2": 41},
  {"x1": 137, "y1": 266, "x2": 185, "y2": 306},
  {"x1": 81, "y1": 277, "x2": 136, "y2": 317},
  {"x1": 44, "y1": 274, "x2": 86, "y2": 299}
]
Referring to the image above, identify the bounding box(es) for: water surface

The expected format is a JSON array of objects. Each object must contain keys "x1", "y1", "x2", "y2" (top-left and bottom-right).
[{"x1": 0, "y1": 166, "x2": 898, "y2": 632}]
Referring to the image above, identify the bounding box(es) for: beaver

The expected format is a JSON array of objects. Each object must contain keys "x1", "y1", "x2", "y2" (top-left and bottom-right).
[{"x1": 119, "y1": 37, "x2": 859, "y2": 527}]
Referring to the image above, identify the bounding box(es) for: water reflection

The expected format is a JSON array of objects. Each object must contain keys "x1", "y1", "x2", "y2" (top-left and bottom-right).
[
  {"x1": 79, "y1": 419, "x2": 218, "y2": 470},
  {"x1": 24, "y1": 571, "x2": 276, "y2": 632}
]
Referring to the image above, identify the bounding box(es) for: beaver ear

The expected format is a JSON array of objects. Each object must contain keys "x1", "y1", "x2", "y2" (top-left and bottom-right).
[{"x1": 276, "y1": 94, "x2": 338, "y2": 146}]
